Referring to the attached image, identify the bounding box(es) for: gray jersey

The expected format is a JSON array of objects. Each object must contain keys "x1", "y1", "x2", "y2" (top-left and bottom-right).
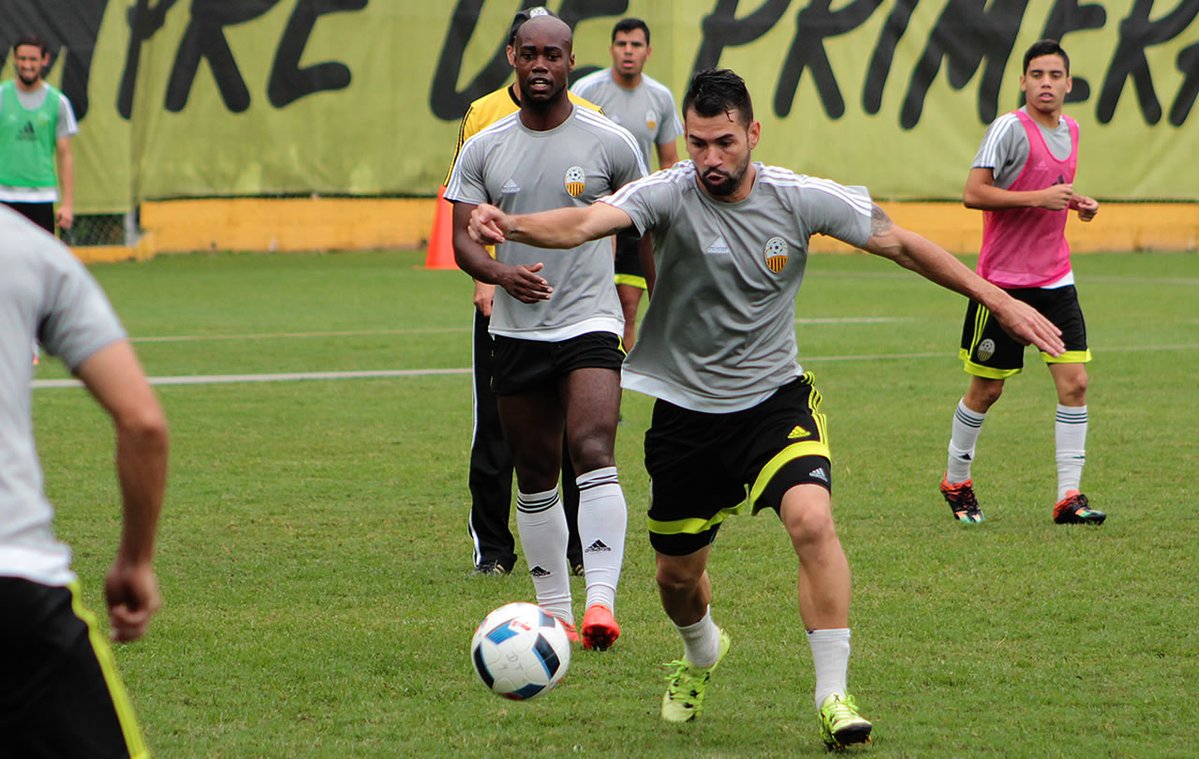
[
  {"x1": 570, "y1": 70, "x2": 682, "y2": 170},
  {"x1": 972, "y1": 106, "x2": 1073, "y2": 189},
  {"x1": 0, "y1": 206, "x2": 125, "y2": 585},
  {"x1": 602, "y1": 161, "x2": 872, "y2": 412},
  {"x1": 446, "y1": 105, "x2": 647, "y2": 341}
]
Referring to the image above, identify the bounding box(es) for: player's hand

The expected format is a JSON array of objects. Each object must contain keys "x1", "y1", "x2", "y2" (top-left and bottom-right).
[
  {"x1": 991, "y1": 297, "x2": 1064, "y2": 356},
  {"x1": 56, "y1": 204, "x2": 74, "y2": 230},
  {"x1": 1072, "y1": 195, "x2": 1099, "y2": 222},
  {"x1": 104, "y1": 559, "x2": 162, "y2": 643},
  {"x1": 473, "y1": 280, "x2": 496, "y2": 317},
  {"x1": 1039, "y1": 184, "x2": 1074, "y2": 211},
  {"x1": 496, "y1": 262, "x2": 552, "y2": 303},
  {"x1": 469, "y1": 204, "x2": 510, "y2": 245}
]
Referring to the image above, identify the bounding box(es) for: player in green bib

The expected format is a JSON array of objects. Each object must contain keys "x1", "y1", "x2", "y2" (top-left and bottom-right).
[
  {"x1": 467, "y1": 68, "x2": 1065, "y2": 750},
  {"x1": 0, "y1": 35, "x2": 78, "y2": 235}
]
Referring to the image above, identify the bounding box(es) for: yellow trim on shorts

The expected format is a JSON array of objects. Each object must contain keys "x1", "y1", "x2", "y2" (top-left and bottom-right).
[
  {"x1": 747, "y1": 439, "x2": 831, "y2": 507},
  {"x1": 959, "y1": 350, "x2": 1021, "y2": 379},
  {"x1": 647, "y1": 505, "x2": 746, "y2": 536},
  {"x1": 1043, "y1": 348, "x2": 1092, "y2": 364},
  {"x1": 68, "y1": 581, "x2": 150, "y2": 759},
  {"x1": 614, "y1": 273, "x2": 647, "y2": 290}
]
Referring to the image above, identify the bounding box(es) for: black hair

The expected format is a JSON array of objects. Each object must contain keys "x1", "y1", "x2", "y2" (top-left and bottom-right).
[
  {"x1": 13, "y1": 34, "x2": 48, "y2": 56},
  {"x1": 1023, "y1": 39, "x2": 1069, "y2": 75},
  {"x1": 683, "y1": 68, "x2": 753, "y2": 127},
  {"x1": 612, "y1": 18, "x2": 650, "y2": 45}
]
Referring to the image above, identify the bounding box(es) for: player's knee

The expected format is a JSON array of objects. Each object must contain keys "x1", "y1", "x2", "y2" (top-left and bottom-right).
[
  {"x1": 655, "y1": 561, "x2": 699, "y2": 595},
  {"x1": 568, "y1": 436, "x2": 616, "y2": 473},
  {"x1": 1058, "y1": 374, "x2": 1088, "y2": 405},
  {"x1": 966, "y1": 380, "x2": 1003, "y2": 410}
]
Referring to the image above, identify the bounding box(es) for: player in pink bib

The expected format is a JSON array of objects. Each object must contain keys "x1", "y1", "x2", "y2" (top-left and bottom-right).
[{"x1": 939, "y1": 40, "x2": 1106, "y2": 526}]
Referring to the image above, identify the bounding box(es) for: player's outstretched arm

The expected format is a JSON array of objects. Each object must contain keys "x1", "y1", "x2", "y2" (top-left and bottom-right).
[
  {"x1": 861, "y1": 204, "x2": 1065, "y2": 356},
  {"x1": 453, "y1": 201, "x2": 552, "y2": 303},
  {"x1": 74, "y1": 340, "x2": 168, "y2": 642},
  {"x1": 470, "y1": 202, "x2": 634, "y2": 249}
]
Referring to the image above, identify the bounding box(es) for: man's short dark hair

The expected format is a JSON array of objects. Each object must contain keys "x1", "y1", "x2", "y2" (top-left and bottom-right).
[
  {"x1": 1023, "y1": 39, "x2": 1069, "y2": 75},
  {"x1": 683, "y1": 69, "x2": 753, "y2": 127},
  {"x1": 508, "y1": 6, "x2": 558, "y2": 45},
  {"x1": 612, "y1": 18, "x2": 650, "y2": 45},
  {"x1": 13, "y1": 34, "x2": 48, "y2": 56}
]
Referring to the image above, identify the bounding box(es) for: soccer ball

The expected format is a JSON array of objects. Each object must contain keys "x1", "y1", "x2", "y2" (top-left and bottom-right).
[{"x1": 470, "y1": 602, "x2": 572, "y2": 700}]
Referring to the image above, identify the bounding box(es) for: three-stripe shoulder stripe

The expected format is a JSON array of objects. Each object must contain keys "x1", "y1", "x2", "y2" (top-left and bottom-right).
[
  {"x1": 575, "y1": 107, "x2": 649, "y2": 175},
  {"x1": 603, "y1": 162, "x2": 692, "y2": 205},
  {"x1": 976, "y1": 112, "x2": 1020, "y2": 169},
  {"x1": 759, "y1": 167, "x2": 873, "y2": 215}
]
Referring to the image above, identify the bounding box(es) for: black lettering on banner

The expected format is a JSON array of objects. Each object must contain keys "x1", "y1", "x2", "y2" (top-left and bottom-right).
[
  {"x1": 692, "y1": 0, "x2": 792, "y2": 74},
  {"x1": 165, "y1": 1, "x2": 282, "y2": 113},
  {"x1": 901, "y1": 0, "x2": 1028, "y2": 129},
  {"x1": 863, "y1": 0, "x2": 918, "y2": 114},
  {"x1": 1038, "y1": 0, "x2": 1107, "y2": 105},
  {"x1": 775, "y1": 0, "x2": 883, "y2": 119},
  {"x1": 1172, "y1": 40, "x2": 1199, "y2": 124},
  {"x1": 121, "y1": 0, "x2": 181, "y2": 120},
  {"x1": 1099, "y1": 0, "x2": 1199, "y2": 124},
  {"x1": 1, "y1": 0, "x2": 107, "y2": 120},
  {"x1": 268, "y1": 0, "x2": 367, "y2": 108}
]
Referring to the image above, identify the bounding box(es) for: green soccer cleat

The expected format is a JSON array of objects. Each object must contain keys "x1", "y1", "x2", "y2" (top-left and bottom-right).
[
  {"x1": 818, "y1": 693, "x2": 872, "y2": 749},
  {"x1": 1053, "y1": 491, "x2": 1106, "y2": 525},
  {"x1": 661, "y1": 629, "x2": 730, "y2": 723}
]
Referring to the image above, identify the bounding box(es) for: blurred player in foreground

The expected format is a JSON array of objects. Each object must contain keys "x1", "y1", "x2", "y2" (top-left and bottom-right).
[{"x1": 1, "y1": 206, "x2": 167, "y2": 757}]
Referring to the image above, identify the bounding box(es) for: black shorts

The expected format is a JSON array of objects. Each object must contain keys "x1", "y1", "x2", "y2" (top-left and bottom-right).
[
  {"x1": 959, "y1": 285, "x2": 1091, "y2": 378},
  {"x1": 644, "y1": 373, "x2": 832, "y2": 556},
  {"x1": 1, "y1": 200, "x2": 55, "y2": 234},
  {"x1": 613, "y1": 230, "x2": 646, "y2": 290},
  {"x1": 0, "y1": 577, "x2": 148, "y2": 758},
  {"x1": 491, "y1": 331, "x2": 624, "y2": 395}
]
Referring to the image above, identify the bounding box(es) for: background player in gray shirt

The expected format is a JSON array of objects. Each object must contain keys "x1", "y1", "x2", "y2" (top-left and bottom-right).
[
  {"x1": 571, "y1": 18, "x2": 682, "y2": 351},
  {"x1": 1, "y1": 206, "x2": 167, "y2": 755},
  {"x1": 446, "y1": 15, "x2": 647, "y2": 652},
  {"x1": 468, "y1": 68, "x2": 1064, "y2": 749}
]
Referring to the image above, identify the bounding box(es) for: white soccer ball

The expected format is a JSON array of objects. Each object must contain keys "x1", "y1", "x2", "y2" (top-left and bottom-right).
[{"x1": 470, "y1": 602, "x2": 572, "y2": 700}]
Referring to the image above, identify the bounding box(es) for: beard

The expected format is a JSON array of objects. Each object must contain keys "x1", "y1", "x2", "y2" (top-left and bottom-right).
[
  {"x1": 18, "y1": 70, "x2": 41, "y2": 87},
  {"x1": 699, "y1": 164, "x2": 746, "y2": 197}
]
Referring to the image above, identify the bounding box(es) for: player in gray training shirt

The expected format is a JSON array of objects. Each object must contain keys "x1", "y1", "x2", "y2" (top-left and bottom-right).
[
  {"x1": 1, "y1": 206, "x2": 167, "y2": 756},
  {"x1": 468, "y1": 68, "x2": 1065, "y2": 749},
  {"x1": 446, "y1": 15, "x2": 647, "y2": 653},
  {"x1": 570, "y1": 17, "x2": 682, "y2": 350}
]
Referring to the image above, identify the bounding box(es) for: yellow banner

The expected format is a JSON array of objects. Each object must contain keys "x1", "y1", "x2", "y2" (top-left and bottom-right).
[{"x1": 2, "y1": 0, "x2": 1196, "y2": 212}]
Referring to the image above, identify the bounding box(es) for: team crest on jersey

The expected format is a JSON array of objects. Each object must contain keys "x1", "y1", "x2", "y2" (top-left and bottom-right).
[
  {"x1": 645, "y1": 110, "x2": 658, "y2": 131},
  {"x1": 763, "y1": 236, "x2": 789, "y2": 273},
  {"x1": 977, "y1": 338, "x2": 997, "y2": 361},
  {"x1": 565, "y1": 166, "x2": 587, "y2": 197}
]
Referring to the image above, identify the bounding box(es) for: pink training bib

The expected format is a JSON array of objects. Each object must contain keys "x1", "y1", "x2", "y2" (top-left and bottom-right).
[{"x1": 977, "y1": 110, "x2": 1079, "y2": 288}]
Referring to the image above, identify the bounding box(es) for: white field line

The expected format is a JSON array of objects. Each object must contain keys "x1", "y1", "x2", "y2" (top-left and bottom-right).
[
  {"x1": 128, "y1": 317, "x2": 907, "y2": 344},
  {"x1": 31, "y1": 343, "x2": 1197, "y2": 390}
]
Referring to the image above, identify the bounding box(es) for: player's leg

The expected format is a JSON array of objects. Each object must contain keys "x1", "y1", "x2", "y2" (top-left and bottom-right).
[
  {"x1": 467, "y1": 309, "x2": 517, "y2": 574},
  {"x1": 613, "y1": 231, "x2": 647, "y2": 350},
  {"x1": 1042, "y1": 286, "x2": 1102, "y2": 523},
  {"x1": 493, "y1": 336, "x2": 574, "y2": 626},
  {"x1": 561, "y1": 362, "x2": 626, "y2": 649},
  {"x1": 560, "y1": 440, "x2": 584, "y2": 576},
  {"x1": 616, "y1": 283, "x2": 643, "y2": 350},
  {"x1": 0, "y1": 578, "x2": 149, "y2": 758},
  {"x1": 942, "y1": 296, "x2": 1025, "y2": 522}
]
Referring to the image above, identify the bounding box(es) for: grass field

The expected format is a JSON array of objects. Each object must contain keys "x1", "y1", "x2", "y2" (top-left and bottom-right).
[{"x1": 32, "y1": 249, "x2": 1199, "y2": 757}]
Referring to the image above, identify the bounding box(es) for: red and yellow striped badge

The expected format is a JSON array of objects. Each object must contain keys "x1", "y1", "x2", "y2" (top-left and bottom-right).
[{"x1": 565, "y1": 166, "x2": 586, "y2": 197}]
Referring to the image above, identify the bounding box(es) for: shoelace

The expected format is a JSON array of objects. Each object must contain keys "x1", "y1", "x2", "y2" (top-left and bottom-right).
[
  {"x1": 663, "y1": 660, "x2": 700, "y2": 695},
  {"x1": 825, "y1": 696, "x2": 862, "y2": 724}
]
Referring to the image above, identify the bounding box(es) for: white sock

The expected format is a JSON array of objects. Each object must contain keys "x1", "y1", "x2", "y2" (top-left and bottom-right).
[
  {"x1": 1055, "y1": 404, "x2": 1088, "y2": 500},
  {"x1": 516, "y1": 487, "x2": 572, "y2": 623},
  {"x1": 808, "y1": 628, "x2": 851, "y2": 709},
  {"x1": 575, "y1": 466, "x2": 627, "y2": 611},
  {"x1": 947, "y1": 399, "x2": 986, "y2": 483},
  {"x1": 676, "y1": 607, "x2": 722, "y2": 667}
]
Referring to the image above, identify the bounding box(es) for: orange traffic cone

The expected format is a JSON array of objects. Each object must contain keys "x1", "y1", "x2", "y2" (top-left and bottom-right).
[{"x1": 425, "y1": 186, "x2": 457, "y2": 270}]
